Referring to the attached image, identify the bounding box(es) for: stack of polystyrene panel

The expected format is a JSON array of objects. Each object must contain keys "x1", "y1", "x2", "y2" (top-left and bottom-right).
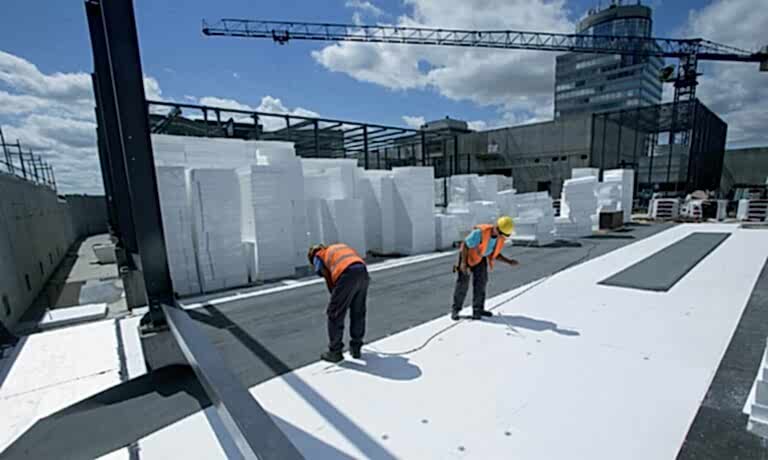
[
  {"x1": 603, "y1": 169, "x2": 634, "y2": 223},
  {"x1": 447, "y1": 175, "x2": 472, "y2": 205},
  {"x1": 302, "y1": 159, "x2": 358, "y2": 199},
  {"x1": 496, "y1": 189, "x2": 518, "y2": 218},
  {"x1": 596, "y1": 182, "x2": 622, "y2": 212},
  {"x1": 467, "y1": 201, "x2": 500, "y2": 226},
  {"x1": 435, "y1": 214, "x2": 460, "y2": 249},
  {"x1": 446, "y1": 203, "x2": 473, "y2": 240},
  {"x1": 513, "y1": 192, "x2": 555, "y2": 245},
  {"x1": 572, "y1": 167, "x2": 600, "y2": 179},
  {"x1": 152, "y1": 134, "x2": 188, "y2": 166},
  {"x1": 358, "y1": 170, "x2": 396, "y2": 253},
  {"x1": 183, "y1": 137, "x2": 257, "y2": 169},
  {"x1": 251, "y1": 142, "x2": 308, "y2": 268},
  {"x1": 327, "y1": 199, "x2": 367, "y2": 256},
  {"x1": 556, "y1": 176, "x2": 596, "y2": 238},
  {"x1": 497, "y1": 175, "x2": 515, "y2": 192},
  {"x1": 189, "y1": 169, "x2": 248, "y2": 292},
  {"x1": 649, "y1": 198, "x2": 680, "y2": 219},
  {"x1": 156, "y1": 166, "x2": 200, "y2": 296},
  {"x1": 239, "y1": 165, "x2": 296, "y2": 280},
  {"x1": 476, "y1": 175, "x2": 499, "y2": 201},
  {"x1": 737, "y1": 199, "x2": 768, "y2": 221},
  {"x1": 392, "y1": 167, "x2": 435, "y2": 254}
]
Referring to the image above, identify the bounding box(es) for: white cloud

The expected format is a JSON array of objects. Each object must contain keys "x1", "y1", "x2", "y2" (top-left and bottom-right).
[
  {"x1": 402, "y1": 115, "x2": 425, "y2": 129},
  {"x1": 313, "y1": 0, "x2": 573, "y2": 127},
  {"x1": 187, "y1": 95, "x2": 319, "y2": 131},
  {"x1": 0, "y1": 51, "x2": 322, "y2": 194},
  {"x1": 233, "y1": 72, "x2": 240, "y2": 79},
  {"x1": 345, "y1": 0, "x2": 384, "y2": 17},
  {"x1": 682, "y1": 0, "x2": 768, "y2": 147},
  {"x1": 467, "y1": 120, "x2": 488, "y2": 131}
]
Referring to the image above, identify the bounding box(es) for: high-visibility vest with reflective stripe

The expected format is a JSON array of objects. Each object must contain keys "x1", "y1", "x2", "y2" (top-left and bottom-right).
[
  {"x1": 465, "y1": 224, "x2": 505, "y2": 269},
  {"x1": 317, "y1": 244, "x2": 365, "y2": 284}
]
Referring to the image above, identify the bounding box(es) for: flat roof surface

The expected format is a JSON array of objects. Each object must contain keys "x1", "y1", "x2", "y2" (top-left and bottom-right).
[{"x1": 3, "y1": 223, "x2": 768, "y2": 459}]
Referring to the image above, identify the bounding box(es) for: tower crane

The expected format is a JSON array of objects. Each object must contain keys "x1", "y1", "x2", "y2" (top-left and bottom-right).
[
  {"x1": 202, "y1": 19, "x2": 767, "y2": 105},
  {"x1": 202, "y1": 19, "x2": 767, "y2": 146}
]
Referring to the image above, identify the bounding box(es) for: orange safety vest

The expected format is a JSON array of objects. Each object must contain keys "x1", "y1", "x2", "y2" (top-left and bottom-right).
[
  {"x1": 465, "y1": 224, "x2": 505, "y2": 269},
  {"x1": 317, "y1": 243, "x2": 365, "y2": 285}
]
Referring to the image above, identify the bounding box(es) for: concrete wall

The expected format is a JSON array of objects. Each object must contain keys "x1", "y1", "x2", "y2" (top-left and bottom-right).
[
  {"x1": 64, "y1": 194, "x2": 108, "y2": 237},
  {"x1": 0, "y1": 173, "x2": 107, "y2": 329},
  {"x1": 458, "y1": 115, "x2": 594, "y2": 196}
]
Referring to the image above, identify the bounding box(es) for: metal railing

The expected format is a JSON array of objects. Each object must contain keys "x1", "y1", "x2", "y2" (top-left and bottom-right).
[{"x1": 0, "y1": 127, "x2": 57, "y2": 190}]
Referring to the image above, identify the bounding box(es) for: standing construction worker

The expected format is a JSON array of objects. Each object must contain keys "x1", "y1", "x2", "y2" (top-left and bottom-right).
[
  {"x1": 308, "y1": 243, "x2": 370, "y2": 363},
  {"x1": 451, "y1": 216, "x2": 519, "y2": 320}
]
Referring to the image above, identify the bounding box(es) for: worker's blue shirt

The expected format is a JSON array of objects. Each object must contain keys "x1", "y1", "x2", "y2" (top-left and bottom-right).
[
  {"x1": 465, "y1": 229, "x2": 497, "y2": 257},
  {"x1": 314, "y1": 256, "x2": 365, "y2": 277}
]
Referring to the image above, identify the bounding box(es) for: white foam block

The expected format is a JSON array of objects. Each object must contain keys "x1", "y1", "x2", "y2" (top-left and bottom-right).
[
  {"x1": 393, "y1": 167, "x2": 436, "y2": 254},
  {"x1": 190, "y1": 168, "x2": 248, "y2": 291}
]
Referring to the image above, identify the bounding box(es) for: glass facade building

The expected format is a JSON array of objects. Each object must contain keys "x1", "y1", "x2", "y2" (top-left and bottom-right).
[{"x1": 554, "y1": 3, "x2": 664, "y2": 118}]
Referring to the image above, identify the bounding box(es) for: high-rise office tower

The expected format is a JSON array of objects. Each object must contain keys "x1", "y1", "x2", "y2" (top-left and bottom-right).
[{"x1": 554, "y1": 1, "x2": 664, "y2": 118}]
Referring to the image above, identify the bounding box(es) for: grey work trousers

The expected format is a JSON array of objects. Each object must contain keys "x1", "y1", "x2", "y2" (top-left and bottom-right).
[
  {"x1": 327, "y1": 266, "x2": 370, "y2": 353},
  {"x1": 451, "y1": 257, "x2": 488, "y2": 315}
]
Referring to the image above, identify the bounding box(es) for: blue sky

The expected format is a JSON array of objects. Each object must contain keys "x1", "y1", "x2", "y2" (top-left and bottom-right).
[
  {"x1": 0, "y1": 0, "x2": 765, "y2": 193},
  {"x1": 0, "y1": 0, "x2": 692, "y2": 125}
]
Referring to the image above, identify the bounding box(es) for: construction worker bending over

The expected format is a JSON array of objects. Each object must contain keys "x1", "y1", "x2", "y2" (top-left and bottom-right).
[
  {"x1": 308, "y1": 243, "x2": 370, "y2": 363},
  {"x1": 451, "y1": 216, "x2": 519, "y2": 321}
]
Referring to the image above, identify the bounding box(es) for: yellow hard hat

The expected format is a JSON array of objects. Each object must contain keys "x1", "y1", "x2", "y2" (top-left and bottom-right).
[{"x1": 497, "y1": 215, "x2": 514, "y2": 236}]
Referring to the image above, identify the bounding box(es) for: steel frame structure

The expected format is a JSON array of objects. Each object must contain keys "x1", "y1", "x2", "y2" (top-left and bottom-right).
[
  {"x1": 590, "y1": 99, "x2": 727, "y2": 195},
  {"x1": 0, "y1": 127, "x2": 57, "y2": 190},
  {"x1": 147, "y1": 100, "x2": 450, "y2": 169},
  {"x1": 85, "y1": 1, "x2": 304, "y2": 458}
]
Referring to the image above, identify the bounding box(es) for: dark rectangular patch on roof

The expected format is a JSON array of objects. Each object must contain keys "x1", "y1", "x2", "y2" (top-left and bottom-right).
[{"x1": 599, "y1": 232, "x2": 730, "y2": 292}]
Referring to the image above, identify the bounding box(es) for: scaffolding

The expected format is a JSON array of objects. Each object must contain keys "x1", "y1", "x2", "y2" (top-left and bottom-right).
[{"x1": 0, "y1": 126, "x2": 57, "y2": 190}]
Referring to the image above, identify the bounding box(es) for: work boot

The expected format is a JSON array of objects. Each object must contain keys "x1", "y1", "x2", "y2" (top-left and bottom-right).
[
  {"x1": 350, "y1": 346, "x2": 362, "y2": 359},
  {"x1": 321, "y1": 350, "x2": 344, "y2": 363},
  {"x1": 472, "y1": 310, "x2": 492, "y2": 320},
  {"x1": 451, "y1": 310, "x2": 460, "y2": 321}
]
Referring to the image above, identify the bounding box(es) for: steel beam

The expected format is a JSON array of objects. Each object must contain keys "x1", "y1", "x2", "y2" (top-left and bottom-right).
[
  {"x1": 162, "y1": 304, "x2": 304, "y2": 460},
  {"x1": 96, "y1": 0, "x2": 174, "y2": 314},
  {"x1": 87, "y1": 2, "x2": 137, "y2": 255}
]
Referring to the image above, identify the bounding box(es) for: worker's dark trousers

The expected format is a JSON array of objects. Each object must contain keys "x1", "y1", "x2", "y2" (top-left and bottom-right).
[
  {"x1": 451, "y1": 257, "x2": 488, "y2": 315},
  {"x1": 327, "y1": 267, "x2": 370, "y2": 353}
]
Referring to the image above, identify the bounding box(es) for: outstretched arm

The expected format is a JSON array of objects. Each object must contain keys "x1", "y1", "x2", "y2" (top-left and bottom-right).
[{"x1": 496, "y1": 253, "x2": 520, "y2": 267}]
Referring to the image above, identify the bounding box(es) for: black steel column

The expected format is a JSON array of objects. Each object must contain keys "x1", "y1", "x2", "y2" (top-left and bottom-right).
[
  {"x1": 599, "y1": 115, "x2": 607, "y2": 180},
  {"x1": 0, "y1": 128, "x2": 12, "y2": 174},
  {"x1": 94, "y1": 0, "x2": 174, "y2": 315},
  {"x1": 313, "y1": 120, "x2": 319, "y2": 157},
  {"x1": 616, "y1": 111, "x2": 623, "y2": 169},
  {"x1": 87, "y1": 5, "x2": 137, "y2": 256},
  {"x1": 16, "y1": 141, "x2": 26, "y2": 179},
  {"x1": 363, "y1": 125, "x2": 369, "y2": 169},
  {"x1": 93, "y1": 97, "x2": 118, "y2": 233},
  {"x1": 453, "y1": 135, "x2": 459, "y2": 176},
  {"x1": 685, "y1": 101, "x2": 699, "y2": 193},
  {"x1": 647, "y1": 132, "x2": 656, "y2": 191},
  {"x1": 420, "y1": 130, "x2": 426, "y2": 166}
]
